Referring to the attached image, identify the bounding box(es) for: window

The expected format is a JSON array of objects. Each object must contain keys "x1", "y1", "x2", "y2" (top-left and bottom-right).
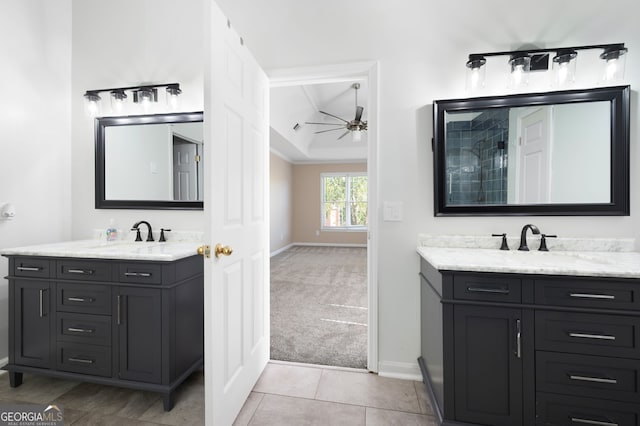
[{"x1": 321, "y1": 173, "x2": 368, "y2": 230}]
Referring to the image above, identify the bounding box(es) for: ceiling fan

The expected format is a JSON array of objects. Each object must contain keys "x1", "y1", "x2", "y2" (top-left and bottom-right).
[{"x1": 305, "y1": 82, "x2": 367, "y2": 141}]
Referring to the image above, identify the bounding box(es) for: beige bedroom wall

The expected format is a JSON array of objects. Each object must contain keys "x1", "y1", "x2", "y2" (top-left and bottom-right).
[
  {"x1": 292, "y1": 162, "x2": 367, "y2": 245},
  {"x1": 270, "y1": 152, "x2": 293, "y2": 253}
]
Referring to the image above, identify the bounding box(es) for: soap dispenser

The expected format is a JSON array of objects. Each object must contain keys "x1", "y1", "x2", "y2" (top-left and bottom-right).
[{"x1": 106, "y1": 219, "x2": 118, "y2": 241}]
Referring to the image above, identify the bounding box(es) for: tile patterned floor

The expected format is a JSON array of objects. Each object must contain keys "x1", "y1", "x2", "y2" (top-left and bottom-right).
[{"x1": 0, "y1": 362, "x2": 436, "y2": 425}]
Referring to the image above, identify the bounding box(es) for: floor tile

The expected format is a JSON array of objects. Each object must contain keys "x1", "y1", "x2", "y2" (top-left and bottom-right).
[
  {"x1": 233, "y1": 392, "x2": 265, "y2": 426},
  {"x1": 413, "y1": 381, "x2": 434, "y2": 415},
  {"x1": 68, "y1": 412, "x2": 163, "y2": 426},
  {"x1": 365, "y1": 407, "x2": 437, "y2": 425},
  {"x1": 0, "y1": 374, "x2": 80, "y2": 405},
  {"x1": 52, "y1": 382, "x2": 159, "y2": 419},
  {"x1": 252, "y1": 363, "x2": 322, "y2": 399},
  {"x1": 138, "y1": 375, "x2": 204, "y2": 426},
  {"x1": 248, "y1": 394, "x2": 365, "y2": 426},
  {"x1": 315, "y1": 369, "x2": 421, "y2": 413},
  {"x1": 64, "y1": 408, "x2": 91, "y2": 425}
]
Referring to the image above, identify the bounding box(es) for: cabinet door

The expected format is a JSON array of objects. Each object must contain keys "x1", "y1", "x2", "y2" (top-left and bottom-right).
[
  {"x1": 116, "y1": 287, "x2": 162, "y2": 384},
  {"x1": 14, "y1": 280, "x2": 52, "y2": 368},
  {"x1": 453, "y1": 305, "x2": 523, "y2": 426}
]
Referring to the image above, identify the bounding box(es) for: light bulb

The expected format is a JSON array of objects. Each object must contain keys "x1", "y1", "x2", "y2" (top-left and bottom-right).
[
  {"x1": 605, "y1": 59, "x2": 618, "y2": 81},
  {"x1": 352, "y1": 130, "x2": 362, "y2": 142}
]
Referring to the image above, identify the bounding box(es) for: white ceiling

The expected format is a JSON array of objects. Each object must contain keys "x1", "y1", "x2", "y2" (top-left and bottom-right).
[{"x1": 270, "y1": 79, "x2": 369, "y2": 163}]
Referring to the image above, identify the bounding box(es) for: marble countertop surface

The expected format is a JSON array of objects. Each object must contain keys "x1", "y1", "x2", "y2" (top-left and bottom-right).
[
  {"x1": 417, "y1": 246, "x2": 640, "y2": 279},
  {"x1": 0, "y1": 239, "x2": 202, "y2": 261}
]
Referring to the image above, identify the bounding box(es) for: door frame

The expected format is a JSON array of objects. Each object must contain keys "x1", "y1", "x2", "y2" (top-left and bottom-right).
[{"x1": 269, "y1": 61, "x2": 379, "y2": 372}]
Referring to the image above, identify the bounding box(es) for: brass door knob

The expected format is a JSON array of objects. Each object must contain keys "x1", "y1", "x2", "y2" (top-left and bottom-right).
[
  {"x1": 215, "y1": 244, "x2": 233, "y2": 258},
  {"x1": 197, "y1": 245, "x2": 211, "y2": 258}
]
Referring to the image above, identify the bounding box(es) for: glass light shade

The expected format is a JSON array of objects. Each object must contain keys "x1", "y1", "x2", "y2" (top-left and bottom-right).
[
  {"x1": 83, "y1": 93, "x2": 102, "y2": 117},
  {"x1": 352, "y1": 130, "x2": 362, "y2": 142},
  {"x1": 508, "y1": 54, "x2": 531, "y2": 89},
  {"x1": 552, "y1": 50, "x2": 577, "y2": 87},
  {"x1": 465, "y1": 55, "x2": 486, "y2": 92},
  {"x1": 600, "y1": 47, "x2": 627, "y2": 82},
  {"x1": 166, "y1": 85, "x2": 181, "y2": 110},
  {"x1": 110, "y1": 90, "x2": 127, "y2": 113}
]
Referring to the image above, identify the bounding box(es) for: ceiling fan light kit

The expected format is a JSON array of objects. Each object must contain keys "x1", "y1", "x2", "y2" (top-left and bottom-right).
[{"x1": 305, "y1": 82, "x2": 368, "y2": 141}]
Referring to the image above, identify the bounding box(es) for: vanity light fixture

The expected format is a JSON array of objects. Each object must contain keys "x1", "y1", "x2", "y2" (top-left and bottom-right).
[
  {"x1": 83, "y1": 83, "x2": 181, "y2": 116},
  {"x1": 465, "y1": 43, "x2": 627, "y2": 91}
]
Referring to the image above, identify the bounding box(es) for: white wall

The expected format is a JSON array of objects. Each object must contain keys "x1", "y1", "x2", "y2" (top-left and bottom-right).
[
  {"x1": 0, "y1": 0, "x2": 73, "y2": 360},
  {"x1": 551, "y1": 102, "x2": 610, "y2": 203},
  {"x1": 105, "y1": 124, "x2": 173, "y2": 200},
  {"x1": 71, "y1": 0, "x2": 205, "y2": 239},
  {"x1": 269, "y1": 152, "x2": 293, "y2": 253},
  {"x1": 215, "y1": 0, "x2": 640, "y2": 378}
]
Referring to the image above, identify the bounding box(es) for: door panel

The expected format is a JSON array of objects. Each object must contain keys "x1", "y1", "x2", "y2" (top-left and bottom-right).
[
  {"x1": 204, "y1": 2, "x2": 270, "y2": 424},
  {"x1": 454, "y1": 305, "x2": 523, "y2": 426},
  {"x1": 14, "y1": 281, "x2": 51, "y2": 368}
]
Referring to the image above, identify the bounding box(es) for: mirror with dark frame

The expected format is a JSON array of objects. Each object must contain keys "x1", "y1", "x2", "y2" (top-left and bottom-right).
[
  {"x1": 95, "y1": 111, "x2": 204, "y2": 210},
  {"x1": 433, "y1": 85, "x2": 629, "y2": 216}
]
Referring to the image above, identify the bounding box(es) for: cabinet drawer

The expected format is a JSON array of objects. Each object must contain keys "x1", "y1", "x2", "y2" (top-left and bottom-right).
[
  {"x1": 57, "y1": 259, "x2": 111, "y2": 282},
  {"x1": 57, "y1": 343, "x2": 111, "y2": 377},
  {"x1": 57, "y1": 283, "x2": 111, "y2": 315},
  {"x1": 118, "y1": 263, "x2": 162, "y2": 285},
  {"x1": 537, "y1": 351, "x2": 640, "y2": 403},
  {"x1": 453, "y1": 274, "x2": 521, "y2": 303},
  {"x1": 535, "y1": 311, "x2": 640, "y2": 359},
  {"x1": 535, "y1": 278, "x2": 640, "y2": 311},
  {"x1": 13, "y1": 258, "x2": 52, "y2": 278},
  {"x1": 56, "y1": 312, "x2": 111, "y2": 347},
  {"x1": 536, "y1": 392, "x2": 640, "y2": 426}
]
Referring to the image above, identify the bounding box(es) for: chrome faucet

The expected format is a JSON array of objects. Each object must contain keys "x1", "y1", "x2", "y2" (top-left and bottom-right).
[
  {"x1": 132, "y1": 220, "x2": 154, "y2": 242},
  {"x1": 518, "y1": 224, "x2": 540, "y2": 251}
]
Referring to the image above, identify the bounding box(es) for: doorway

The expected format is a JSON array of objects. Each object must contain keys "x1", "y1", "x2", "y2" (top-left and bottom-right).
[{"x1": 268, "y1": 62, "x2": 379, "y2": 372}]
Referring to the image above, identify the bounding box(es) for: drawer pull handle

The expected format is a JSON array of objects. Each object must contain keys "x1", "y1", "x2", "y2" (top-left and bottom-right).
[
  {"x1": 569, "y1": 374, "x2": 618, "y2": 385},
  {"x1": 67, "y1": 297, "x2": 94, "y2": 303},
  {"x1": 569, "y1": 332, "x2": 616, "y2": 341},
  {"x1": 467, "y1": 286, "x2": 509, "y2": 294},
  {"x1": 124, "y1": 272, "x2": 152, "y2": 277},
  {"x1": 570, "y1": 417, "x2": 618, "y2": 426},
  {"x1": 67, "y1": 269, "x2": 95, "y2": 275},
  {"x1": 67, "y1": 357, "x2": 94, "y2": 365},
  {"x1": 67, "y1": 327, "x2": 94, "y2": 334},
  {"x1": 17, "y1": 266, "x2": 42, "y2": 272},
  {"x1": 569, "y1": 293, "x2": 616, "y2": 300}
]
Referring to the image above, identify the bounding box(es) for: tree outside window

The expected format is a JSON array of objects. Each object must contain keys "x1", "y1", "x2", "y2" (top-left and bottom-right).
[{"x1": 321, "y1": 173, "x2": 367, "y2": 229}]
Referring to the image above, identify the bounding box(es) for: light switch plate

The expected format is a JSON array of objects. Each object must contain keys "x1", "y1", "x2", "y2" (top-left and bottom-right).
[{"x1": 383, "y1": 201, "x2": 403, "y2": 222}]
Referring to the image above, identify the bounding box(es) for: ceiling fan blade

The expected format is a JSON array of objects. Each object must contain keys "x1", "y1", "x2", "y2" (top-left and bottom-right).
[
  {"x1": 305, "y1": 122, "x2": 345, "y2": 126},
  {"x1": 319, "y1": 110, "x2": 350, "y2": 123},
  {"x1": 354, "y1": 106, "x2": 364, "y2": 122},
  {"x1": 337, "y1": 130, "x2": 351, "y2": 140},
  {"x1": 314, "y1": 127, "x2": 347, "y2": 134}
]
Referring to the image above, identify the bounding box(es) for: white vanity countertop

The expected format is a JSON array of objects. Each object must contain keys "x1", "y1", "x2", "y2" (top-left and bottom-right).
[
  {"x1": 0, "y1": 240, "x2": 202, "y2": 261},
  {"x1": 417, "y1": 246, "x2": 640, "y2": 279}
]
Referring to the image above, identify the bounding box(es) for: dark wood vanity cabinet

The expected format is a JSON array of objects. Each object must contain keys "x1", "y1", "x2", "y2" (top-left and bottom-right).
[
  {"x1": 5, "y1": 255, "x2": 204, "y2": 411},
  {"x1": 419, "y1": 257, "x2": 640, "y2": 426}
]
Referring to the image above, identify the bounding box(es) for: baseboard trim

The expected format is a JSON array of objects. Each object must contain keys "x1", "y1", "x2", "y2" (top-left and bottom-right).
[
  {"x1": 292, "y1": 242, "x2": 367, "y2": 248},
  {"x1": 270, "y1": 243, "x2": 295, "y2": 257},
  {"x1": 0, "y1": 357, "x2": 8, "y2": 375},
  {"x1": 377, "y1": 360, "x2": 422, "y2": 381}
]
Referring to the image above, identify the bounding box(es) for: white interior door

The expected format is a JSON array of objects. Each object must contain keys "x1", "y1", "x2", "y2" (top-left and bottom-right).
[
  {"x1": 204, "y1": 2, "x2": 270, "y2": 425},
  {"x1": 518, "y1": 107, "x2": 551, "y2": 203},
  {"x1": 172, "y1": 138, "x2": 198, "y2": 201}
]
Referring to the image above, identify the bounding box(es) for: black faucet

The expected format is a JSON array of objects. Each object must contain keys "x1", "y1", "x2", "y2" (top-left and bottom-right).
[
  {"x1": 518, "y1": 224, "x2": 540, "y2": 251},
  {"x1": 132, "y1": 221, "x2": 154, "y2": 242}
]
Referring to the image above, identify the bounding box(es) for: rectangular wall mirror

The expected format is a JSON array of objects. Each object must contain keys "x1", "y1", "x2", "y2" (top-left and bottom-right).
[
  {"x1": 432, "y1": 86, "x2": 629, "y2": 216},
  {"x1": 95, "y1": 111, "x2": 204, "y2": 210}
]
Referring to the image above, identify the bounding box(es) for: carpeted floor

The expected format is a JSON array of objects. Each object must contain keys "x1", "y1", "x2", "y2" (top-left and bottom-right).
[{"x1": 270, "y1": 246, "x2": 368, "y2": 369}]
